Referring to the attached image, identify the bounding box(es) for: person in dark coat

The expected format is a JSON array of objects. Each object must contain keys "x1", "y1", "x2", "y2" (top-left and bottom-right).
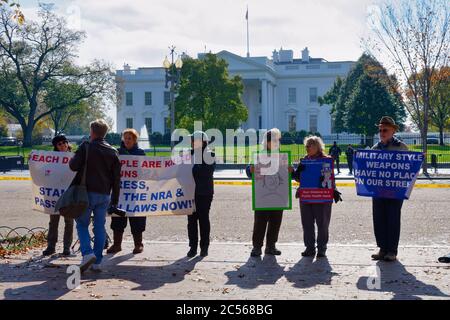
[
  {"x1": 107, "y1": 128, "x2": 147, "y2": 255},
  {"x1": 246, "y1": 128, "x2": 292, "y2": 257},
  {"x1": 371, "y1": 116, "x2": 408, "y2": 262},
  {"x1": 187, "y1": 131, "x2": 215, "y2": 258},
  {"x1": 345, "y1": 144, "x2": 355, "y2": 175},
  {"x1": 70, "y1": 119, "x2": 121, "y2": 273},
  {"x1": 43, "y1": 135, "x2": 74, "y2": 256},
  {"x1": 329, "y1": 141, "x2": 342, "y2": 174}
]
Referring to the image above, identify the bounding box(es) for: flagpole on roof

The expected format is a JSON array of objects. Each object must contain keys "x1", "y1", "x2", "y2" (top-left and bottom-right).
[{"x1": 246, "y1": 5, "x2": 250, "y2": 58}]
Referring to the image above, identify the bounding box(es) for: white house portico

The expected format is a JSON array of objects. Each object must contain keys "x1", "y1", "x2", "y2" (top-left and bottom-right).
[{"x1": 116, "y1": 48, "x2": 354, "y2": 135}]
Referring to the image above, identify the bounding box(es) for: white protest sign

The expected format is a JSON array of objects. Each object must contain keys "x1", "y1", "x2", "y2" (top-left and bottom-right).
[
  {"x1": 29, "y1": 150, "x2": 76, "y2": 214},
  {"x1": 252, "y1": 152, "x2": 292, "y2": 211},
  {"x1": 29, "y1": 150, "x2": 196, "y2": 216}
]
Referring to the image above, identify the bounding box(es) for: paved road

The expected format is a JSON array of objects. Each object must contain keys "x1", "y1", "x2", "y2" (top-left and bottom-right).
[
  {"x1": 0, "y1": 180, "x2": 449, "y2": 246},
  {"x1": 1, "y1": 242, "x2": 449, "y2": 300}
]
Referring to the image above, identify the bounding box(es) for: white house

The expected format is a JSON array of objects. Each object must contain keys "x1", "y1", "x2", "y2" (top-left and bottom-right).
[{"x1": 115, "y1": 48, "x2": 355, "y2": 136}]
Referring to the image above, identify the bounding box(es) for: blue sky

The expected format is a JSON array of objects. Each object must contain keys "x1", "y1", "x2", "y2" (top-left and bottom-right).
[{"x1": 19, "y1": 0, "x2": 380, "y2": 128}]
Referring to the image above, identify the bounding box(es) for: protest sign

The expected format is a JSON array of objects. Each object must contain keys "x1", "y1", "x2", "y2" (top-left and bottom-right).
[
  {"x1": 29, "y1": 150, "x2": 196, "y2": 216},
  {"x1": 298, "y1": 158, "x2": 334, "y2": 203},
  {"x1": 29, "y1": 151, "x2": 76, "y2": 214},
  {"x1": 252, "y1": 151, "x2": 292, "y2": 211},
  {"x1": 353, "y1": 150, "x2": 423, "y2": 199}
]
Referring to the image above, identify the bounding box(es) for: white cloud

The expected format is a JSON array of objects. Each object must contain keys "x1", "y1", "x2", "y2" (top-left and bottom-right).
[
  {"x1": 21, "y1": 0, "x2": 379, "y2": 68},
  {"x1": 19, "y1": 0, "x2": 380, "y2": 129}
]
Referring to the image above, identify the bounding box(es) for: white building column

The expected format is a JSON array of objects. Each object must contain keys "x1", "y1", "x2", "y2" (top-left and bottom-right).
[
  {"x1": 261, "y1": 79, "x2": 268, "y2": 130},
  {"x1": 267, "y1": 82, "x2": 273, "y2": 128},
  {"x1": 272, "y1": 84, "x2": 277, "y2": 129}
]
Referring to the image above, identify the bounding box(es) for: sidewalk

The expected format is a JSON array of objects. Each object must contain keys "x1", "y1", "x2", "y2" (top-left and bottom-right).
[{"x1": 1, "y1": 241, "x2": 449, "y2": 300}]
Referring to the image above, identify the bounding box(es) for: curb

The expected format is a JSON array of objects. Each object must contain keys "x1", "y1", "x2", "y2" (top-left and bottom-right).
[{"x1": 2, "y1": 176, "x2": 450, "y2": 188}]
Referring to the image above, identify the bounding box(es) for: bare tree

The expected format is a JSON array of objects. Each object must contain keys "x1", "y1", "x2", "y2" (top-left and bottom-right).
[
  {"x1": 365, "y1": 0, "x2": 450, "y2": 173},
  {"x1": 0, "y1": 8, "x2": 113, "y2": 146}
]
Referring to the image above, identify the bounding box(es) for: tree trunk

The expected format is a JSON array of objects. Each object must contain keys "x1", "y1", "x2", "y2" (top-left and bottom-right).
[
  {"x1": 22, "y1": 124, "x2": 34, "y2": 147},
  {"x1": 439, "y1": 126, "x2": 444, "y2": 146}
]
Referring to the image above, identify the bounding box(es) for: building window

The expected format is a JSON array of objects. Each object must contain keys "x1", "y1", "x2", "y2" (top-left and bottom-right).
[
  {"x1": 125, "y1": 92, "x2": 133, "y2": 106},
  {"x1": 126, "y1": 118, "x2": 133, "y2": 129},
  {"x1": 145, "y1": 118, "x2": 152, "y2": 135},
  {"x1": 258, "y1": 89, "x2": 262, "y2": 104},
  {"x1": 164, "y1": 117, "x2": 170, "y2": 134},
  {"x1": 164, "y1": 91, "x2": 171, "y2": 105},
  {"x1": 288, "y1": 88, "x2": 296, "y2": 104},
  {"x1": 309, "y1": 114, "x2": 318, "y2": 133},
  {"x1": 145, "y1": 92, "x2": 152, "y2": 106},
  {"x1": 258, "y1": 115, "x2": 262, "y2": 129},
  {"x1": 288, "y1": 115, "x2": 297, "y2": 132},
  {"x1": 309, "y1": 87, "x2": 318, "y2": 103}
]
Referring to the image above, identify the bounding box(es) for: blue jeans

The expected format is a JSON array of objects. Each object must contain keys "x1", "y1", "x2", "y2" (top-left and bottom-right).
[{"x1": 76, "y1": 192, "x2": 110, "y2": 264}]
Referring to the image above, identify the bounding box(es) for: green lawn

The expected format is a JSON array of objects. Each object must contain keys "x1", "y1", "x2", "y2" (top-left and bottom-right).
[{"x1": 1, "y1": 143, "x2": 449, "y2": 165}]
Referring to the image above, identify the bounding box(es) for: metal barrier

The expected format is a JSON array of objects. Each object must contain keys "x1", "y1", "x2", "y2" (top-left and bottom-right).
[{"x1": 0, "y1": 226, "x2": 47, "y2": 252}]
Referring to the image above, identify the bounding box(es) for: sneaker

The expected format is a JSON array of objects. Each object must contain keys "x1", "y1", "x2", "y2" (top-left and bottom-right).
[
  {"x1": 91, "y1": 263, "x2": 102, "y2": 272},
  {"x1": 79, "y1": 253, "x2": 97, "y2": 273},
  {"x1": 61, "y1": 249, "x2": 71, "y2": 256},
  {"x1": 301, "y1": 249, "x2": 316, "y2": 257},
  {"x1": 187, "y1": 248, "x2": 197, "y2": 258},
  {"x1": 371, "y1": 250, "x2": 387, "y2": 261},
  {"x1": 250, "y1": 247, "x2": 262, "y2": 257},
  {"x1": 200, "y1": 248, "x2": 208, "y2": 257},
  {"x1": 42, "y1": 247, "x2": 55, "y2": 256},
  {"x1": 317, "y1": 251, "x2": 327, "y2": 258},
  {"x1": 265, "y1": 247, "x2": 282, "y2": 255},
  {"x1": 384, "y1": 252, "x2": 397, "y2": 262}
]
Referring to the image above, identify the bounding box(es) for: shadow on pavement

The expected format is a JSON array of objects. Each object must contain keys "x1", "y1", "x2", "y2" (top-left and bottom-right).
[
  {"x1": 224, "y1": 255, "x2": 285, "y2": 289},
  {"x1": 284, "y1": 257, "x2": 339, "y2": 288},
  {"x1": 356, "y1": 260, "x2": 450, "y2": 300},
  {"x1": 0, "y1": 252, "x2": 204, "y2": 299}
]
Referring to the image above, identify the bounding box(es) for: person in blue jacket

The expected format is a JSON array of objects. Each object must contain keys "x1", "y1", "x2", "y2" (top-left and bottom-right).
[{"x1": 107, "y1": 128, "x2": 147, "y2": 255}]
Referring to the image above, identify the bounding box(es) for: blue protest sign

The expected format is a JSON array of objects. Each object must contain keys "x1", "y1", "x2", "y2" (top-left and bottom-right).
[
  {"x1": 299, "y1": 158, "x2": 334, "y2": 203},
  {"x1": 353, "y1": 150, "x2": 424, "y2": 200}
]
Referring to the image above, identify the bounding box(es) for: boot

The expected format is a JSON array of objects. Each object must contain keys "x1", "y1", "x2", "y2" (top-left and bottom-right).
[
  {"x1": 43, "y1": 246, "x2": 55, "y2": 256},
  {"x1": 371, "y1": 249, "x2": 387, "y2": 261},
  {"x1": 106, "y1": 231, "x2": 123, "y2": 254},
  {"x1": 132, "y1": 233, "x2": 144, "y2": 254},
  {"x1": 265, "y1": 247, "x2": 282, "y2": 256},
  {"x1": 187, "y1": 247, "x2": 197, "y2": 258}
]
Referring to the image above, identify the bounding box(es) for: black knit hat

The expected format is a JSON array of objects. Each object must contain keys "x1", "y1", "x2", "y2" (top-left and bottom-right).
[{"x1": 52, "y1": 135, "x2": 68, "y2": 148}]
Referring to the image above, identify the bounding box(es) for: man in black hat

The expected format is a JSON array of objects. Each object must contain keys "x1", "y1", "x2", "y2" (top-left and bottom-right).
[{"x1": 370, "y1": 116, "x2": 408, "y2": 262}]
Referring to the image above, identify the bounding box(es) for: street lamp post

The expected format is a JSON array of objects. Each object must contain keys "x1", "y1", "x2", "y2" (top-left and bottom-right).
[{"x1": 163, "y1": 46, "x2": 183, "y2": 149}]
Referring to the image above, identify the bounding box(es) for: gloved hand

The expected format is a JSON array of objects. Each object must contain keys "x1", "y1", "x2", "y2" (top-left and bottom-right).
[
  {"x1": 108, "y1": 205, "x2": 126, "y2": 217},
  {"x1": 333, "y1": 189, "x2": 343, "y2": 203},
  {"x1": 297, "y1": 163, "x2": 306, "y2": 172}
]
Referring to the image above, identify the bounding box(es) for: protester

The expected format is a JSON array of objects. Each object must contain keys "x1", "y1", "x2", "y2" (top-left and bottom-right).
[
  {"x1": 329, "y1": 141, "x2": 342, "y2": 174},
  {"x1": 345, "y1": 144, "x2": 355, "y2": 175},
  {"x1": 246, "y1": 128, "x2": 291, "y2": 257},
  {"x1": 187, "y1": 131, "x2": 215, "y2": 258},
  {"x1": 69, "y1": 119, "x2": 121, "y2": 273},
  {"x1": 371, "y1": 116, "x2": 408, "y2": 262},
  {"x1": 42, "y1": 135, "x2": 74, "y2": 256},
  {"x1": 107, "y1": 129, "x2": 146, "y2": 255},
  {"x1": 292, "y1": 135, "x2": 337, "y2": 258}
]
